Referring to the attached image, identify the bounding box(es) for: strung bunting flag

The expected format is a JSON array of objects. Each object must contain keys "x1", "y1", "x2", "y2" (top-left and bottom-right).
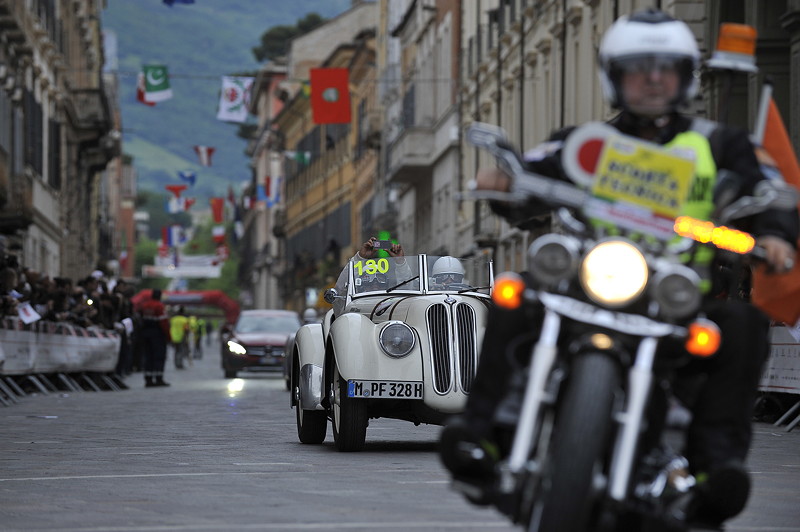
[
  {"x1": 184, "y1": 198, "x2": 196, "y2": 210},
  {"x1": 165, "y1": 184, "x2": 187, "y2": 198},
  {"x1": 194, "y1": 145, "x2": 215, "y2": 167},
  {"x1": 209, "y1": 197, "x2": 226, "y2": 224},
  {"x1": 162, "y1": 225, "x2": 185, "y2": 247},
  {"x1": 142, "y1": 64, "x2": 173, "y2": 103},
  {"x1": 264, "y1": 176, "x2": 281, "y2": 208},
  {"x1": 233, "y1": 203, "x2": 244, "y2": 243},
  {"x1": 284, "y1": 150, "x2": 310, "y2": 164},
  {"x1": 212, "y1": 225, "x2": 226, "y2": 244},
  {"x1": 217, "y1": 76, "x2": 254, "y2": 123},
  {"x1": 178, "y1": 170, "x2": 196, "y2": 186},
  {"x1": 136, "y1": 72, "x2": 156, "y2": 106},
  {"x1": 310, "y1": 68, "x2": 351, "y2": 124},
  {"x1": 164, "y1": 0, "x2": 195, "y2": 5}
]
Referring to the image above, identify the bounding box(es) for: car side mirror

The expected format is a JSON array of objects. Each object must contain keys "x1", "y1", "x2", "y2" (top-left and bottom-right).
[{"x1": 323, "y1": 288, "x2": 339, "y2": 304}]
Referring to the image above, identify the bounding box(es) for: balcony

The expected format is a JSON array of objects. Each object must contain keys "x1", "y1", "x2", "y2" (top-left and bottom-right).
[{"x1": 386, "y1": 126, "x2": 434, "y2": 184}]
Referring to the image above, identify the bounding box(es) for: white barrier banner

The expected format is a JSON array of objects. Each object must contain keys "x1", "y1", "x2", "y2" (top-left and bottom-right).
[
  {"x1": 762, "y1": 326, "x2": 800, "y2": 395},
  {"x1": 0, "y1": 320, "x2": 120, "y2": 375}
]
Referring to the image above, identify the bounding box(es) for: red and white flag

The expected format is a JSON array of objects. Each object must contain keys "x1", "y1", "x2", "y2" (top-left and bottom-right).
[
  {"x1": 193, "y1": 145, "x2": 215, "y2": 167},
  {"x1": 136, "y1": 72, "x2": 156, "y2": 106},
  {"x1": 310, "y1": 68, "x2": 351, "y2": 124}
]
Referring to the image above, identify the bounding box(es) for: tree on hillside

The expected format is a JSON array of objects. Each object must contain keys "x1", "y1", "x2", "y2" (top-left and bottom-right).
[{"x1": 251, "y1": 13, "x2": 327, "y2": 63}]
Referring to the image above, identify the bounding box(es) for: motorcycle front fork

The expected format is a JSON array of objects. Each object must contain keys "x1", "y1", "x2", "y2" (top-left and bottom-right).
[{"x1": 501, "y1": 309, "x2": 659, "y2": 504}]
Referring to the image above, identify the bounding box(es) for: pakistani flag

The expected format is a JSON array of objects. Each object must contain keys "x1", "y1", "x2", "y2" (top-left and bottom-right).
[
  {"x1": 142, "y1": 64, "x2": 173, "y2": 103},
  {"x1": 217, "y1": 76, "x2": 254, "y2": 123}
]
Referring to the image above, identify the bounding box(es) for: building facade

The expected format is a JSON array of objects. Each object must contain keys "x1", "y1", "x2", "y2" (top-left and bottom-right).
[{"x1": 0, "y1": 0, "x2": 117, "y2": 279}]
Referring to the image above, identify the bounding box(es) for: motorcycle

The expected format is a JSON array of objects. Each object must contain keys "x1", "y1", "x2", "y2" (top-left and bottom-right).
[{"x1": 453, "y1": 122, "x2": 797, "y2": 531}]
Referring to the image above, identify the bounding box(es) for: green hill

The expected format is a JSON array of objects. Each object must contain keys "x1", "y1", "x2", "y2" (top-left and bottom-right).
[{"x1": 101, "y1": 0, "x2": 352, "y2": 203}]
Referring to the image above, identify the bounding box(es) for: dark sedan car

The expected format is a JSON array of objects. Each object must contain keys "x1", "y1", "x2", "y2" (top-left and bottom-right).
[{"x1": 221, "y1": 309, "x2": 302, "y2": 378}]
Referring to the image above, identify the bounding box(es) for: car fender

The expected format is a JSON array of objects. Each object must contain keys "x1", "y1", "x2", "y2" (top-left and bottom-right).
[
  {"x1": 328, "y1": 312, "x2": 423, "y2": 383},
  {"x1": 294, "y1": 322, "x2": 325, "y2": 411}
]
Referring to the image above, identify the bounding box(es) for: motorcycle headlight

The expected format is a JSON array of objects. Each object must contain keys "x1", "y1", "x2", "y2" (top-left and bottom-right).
[
  {"x1": 379, "y1": 322, "x2": 415, "y2": 358},
  {"x1": 651, "y1": 265, "x2": 702, "y2": 319},
  {"x1": 227, "y1": 340, "x2": 247, "y2": 355},
  {"x1": 580, "y1": 240, "x2": 648, "y2": 307},
  {"x1": 527, "y1": 234, "x2": 581, "y2": 285}
]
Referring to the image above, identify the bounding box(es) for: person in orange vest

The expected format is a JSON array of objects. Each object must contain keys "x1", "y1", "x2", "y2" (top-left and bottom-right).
[{"x1": 136, "y1": 289, "x2": 170, "y2": 387}]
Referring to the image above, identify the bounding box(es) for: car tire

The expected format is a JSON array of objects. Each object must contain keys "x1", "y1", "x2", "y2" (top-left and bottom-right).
[
  {"x1": 224, "y1": 369, "x2": 237, "y2": 379},
  {"x1": 331, "y1": 363, "x2": 368, "y2": 452},
  {"x1": 296, "y1": 404, "x2": 327, "y2": 444}
]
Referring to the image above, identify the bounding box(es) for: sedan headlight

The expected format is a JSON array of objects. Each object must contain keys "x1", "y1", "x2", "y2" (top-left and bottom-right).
[
  {"x1": 651, "y1": 265, "x2": 701, "y2": 318},
  {"x1": 227, "y1": 340, "x2": 247, "y2": 355},
  {"x1": 527, "y1": 234, "x2": 581, "y2": 285},
  {"x1": 580, "y1": 239, "x2": 648, "y2": 307},
  {"x1": 379, "y1": 322, "x2": 415, "y2": 358}
]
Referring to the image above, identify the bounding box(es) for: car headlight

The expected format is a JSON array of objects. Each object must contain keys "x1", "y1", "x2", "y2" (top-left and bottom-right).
[
  {"x1": 227, "y1": 340, "x2": 247, "y2": 355},
  {"x1": 527, "y1": 234, "x2": 581, "y2": 285},
  {"x1": 651, "y1": 265, "x2": 701, "y2": 318},
  {"x1": 580, "y1": 239, "x2": 648, "y2": 307},
  {"x1": 379, "y1": 322, "x2": 415, "y2": 358}
]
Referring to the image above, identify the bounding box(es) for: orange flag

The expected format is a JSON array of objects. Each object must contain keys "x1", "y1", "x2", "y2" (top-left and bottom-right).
[
  {"x1": 751, "y1": 97, "x2": 800, "y2": 324},
  {"x1": 762, "y1": 98, "x2": 800, "y2": 188}
]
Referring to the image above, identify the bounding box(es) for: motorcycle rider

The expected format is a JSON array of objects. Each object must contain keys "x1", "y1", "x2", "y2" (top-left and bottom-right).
[{"x1": 440, "y1": 8, "x2": 798, "y2": 529}]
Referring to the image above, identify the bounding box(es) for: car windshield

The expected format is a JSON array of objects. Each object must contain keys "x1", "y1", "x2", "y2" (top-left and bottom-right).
[
  {"x1": 235, "y1": 315, "x2": 301, "y2": 334},
  {"x1": 426, "y1": 255, "x2": 492, "y2": 294},
  {"x1": 347, "y1": 255, "x2": 492, "y2": 296},
  {"x1": 350, "y1": 255, "x2": 421, "y2": 296}
]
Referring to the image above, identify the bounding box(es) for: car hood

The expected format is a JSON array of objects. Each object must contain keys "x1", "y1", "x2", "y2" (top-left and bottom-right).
[
  {"x1": 348, "y1": 294, "x2": 490, "y2": 325},
  {"x1": 232, "y1": 332, "x2": 290, "y2": 346}
]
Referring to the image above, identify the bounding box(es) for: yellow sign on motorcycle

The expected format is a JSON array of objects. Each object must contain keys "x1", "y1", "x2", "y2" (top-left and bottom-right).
[{"x1": 593, "y1": 135, "x2": 695, "y2": 219}]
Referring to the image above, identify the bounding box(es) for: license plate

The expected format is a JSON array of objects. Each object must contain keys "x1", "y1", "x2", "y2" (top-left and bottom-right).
[{"x1": 347, "y1": 380, "x2": 423, "y2": 399}]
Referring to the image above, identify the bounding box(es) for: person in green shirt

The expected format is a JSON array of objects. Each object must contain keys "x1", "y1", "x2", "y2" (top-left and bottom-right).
[{"x1": 169, "y1": 306, "x2": 190, "y2": 369}]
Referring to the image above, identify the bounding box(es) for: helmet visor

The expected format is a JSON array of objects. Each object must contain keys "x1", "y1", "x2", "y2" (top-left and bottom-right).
[
  {"x1": 435, "y1": 273, "x2": 463, "y2": 284},
  {"x1": 613, "y1": 55, "x2": 685, "y2": 75}
]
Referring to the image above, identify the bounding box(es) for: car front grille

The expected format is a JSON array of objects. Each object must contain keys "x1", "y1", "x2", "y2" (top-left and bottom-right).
[
  {"x1": 244, "y1": 346, "x2": 284, "y2": 357},
  {"x1": 426, "y1": 302, "x2": 478, "y2": 394}
]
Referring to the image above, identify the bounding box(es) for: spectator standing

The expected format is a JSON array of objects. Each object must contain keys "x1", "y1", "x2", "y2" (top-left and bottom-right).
[{"x1": 137, "y1": 289, "x2": 170, "y2": 387}]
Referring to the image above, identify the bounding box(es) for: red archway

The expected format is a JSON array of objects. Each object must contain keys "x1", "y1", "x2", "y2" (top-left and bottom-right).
[{"x1": 131, "y1": 290, "x2": 241, "y2": 324}]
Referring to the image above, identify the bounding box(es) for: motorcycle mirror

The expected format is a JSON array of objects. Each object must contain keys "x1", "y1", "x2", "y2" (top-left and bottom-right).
[
  {"x1": 466, "y1": 122, "x2": 507, "y2": 148},
  {"x1": 718, "y1": 179, "x2": 798, "y2": 223},
  {"x1": 753, "y1": 179, "x2": 799, "y2": 210},
  {"x1": 323, "y1": 288, "x2": 339, "y2": 304}
]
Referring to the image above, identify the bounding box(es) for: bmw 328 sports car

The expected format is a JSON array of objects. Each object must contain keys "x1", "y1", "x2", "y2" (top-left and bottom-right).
[{"x1": 288, "y1": 254, "x2": 493, "y2": 451}]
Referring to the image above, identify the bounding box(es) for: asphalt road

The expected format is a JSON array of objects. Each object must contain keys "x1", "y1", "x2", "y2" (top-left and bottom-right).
[{"x1": 1, "y1": 343, "x2": 798, "y2": 532}]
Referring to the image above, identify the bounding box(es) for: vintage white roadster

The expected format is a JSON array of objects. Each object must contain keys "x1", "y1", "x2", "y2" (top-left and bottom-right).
[{"x1": 289, "y1": 254, "x2": 494, "y2": 451}]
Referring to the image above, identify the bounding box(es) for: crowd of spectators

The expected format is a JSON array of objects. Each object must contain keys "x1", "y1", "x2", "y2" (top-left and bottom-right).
[{"x1": 0, "y1": 239, "x2": 140, "y2": 375}]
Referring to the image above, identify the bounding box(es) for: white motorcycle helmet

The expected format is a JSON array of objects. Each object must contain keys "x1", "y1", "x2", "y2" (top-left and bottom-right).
[
  {"x1": 598, "y1": 9, "x2": 700, "y2": 112},
  {"x1": 431, "y1": 256, "x2": 465, "y2": 285}
]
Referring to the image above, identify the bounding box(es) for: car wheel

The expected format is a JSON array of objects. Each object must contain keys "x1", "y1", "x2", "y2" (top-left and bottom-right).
[
  {"x1": 295, "y1": 400, "x2": 327, "y2": 444},
  {"x1": 224, "y1": 369, "x2": 237, "y2": 379},
  {"x1": 331, "y1": 363, "x2": 368, "y2": 452}
]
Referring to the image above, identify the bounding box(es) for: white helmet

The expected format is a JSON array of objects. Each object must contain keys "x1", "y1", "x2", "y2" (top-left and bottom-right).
[
  {"x1": 598, "y1": 9, "x2": 700, "y2": 111},
  {"x1": 302, "y1": 308, "x2": 317, "y2": 321},
  {"x1": 431, "y1": 256, "x2": 465, "y2": 284}
]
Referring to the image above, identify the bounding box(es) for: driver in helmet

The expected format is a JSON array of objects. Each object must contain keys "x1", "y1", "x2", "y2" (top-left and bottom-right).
[
  {"x1": 440, "y1": 8, "x2": 798, "y2": 529},
  {"x1": 430, "y1": 256, "x2": 466, "y2": 290}
]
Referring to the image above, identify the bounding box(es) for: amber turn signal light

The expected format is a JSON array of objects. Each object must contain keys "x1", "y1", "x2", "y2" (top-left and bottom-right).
[
  {"x1": 492, "y1": 272, "x2": 526, "y2": 310},
  {"x1": 685, "y1": 319, "x2": 721, "y2": 357}
]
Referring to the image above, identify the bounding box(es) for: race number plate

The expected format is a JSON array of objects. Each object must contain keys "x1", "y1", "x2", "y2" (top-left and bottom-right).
[{"x1": 347, "y1": 380, "x2": 423, "y2": 399}]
